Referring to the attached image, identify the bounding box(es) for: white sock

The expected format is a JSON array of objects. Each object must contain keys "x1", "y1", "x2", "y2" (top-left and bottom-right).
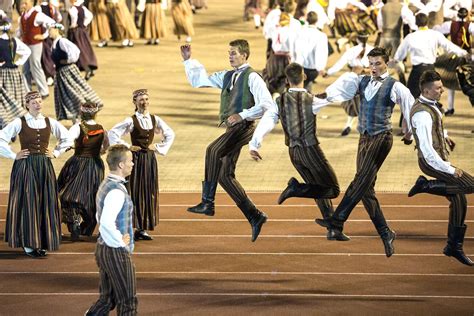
[
  {"x1": 253, "y1": 14, "x2": 261, "y2": 27},
  {"x1": 447, "y1": 89, "x2": 455, "y2": 110},
  {"x1": 344, "y1": 116, "x2": 355, "y2": 128}
]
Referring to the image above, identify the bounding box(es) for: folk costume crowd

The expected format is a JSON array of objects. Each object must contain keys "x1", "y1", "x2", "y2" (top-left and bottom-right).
[{"x1": 0, "y1": 0, "x2": 473, "y2": 315}]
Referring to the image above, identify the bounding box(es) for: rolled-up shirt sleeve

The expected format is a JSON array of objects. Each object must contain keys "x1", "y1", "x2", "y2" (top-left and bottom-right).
[
  {"x1": 49, "y1": 118, "x2": 74, "y2": 157},
  {"x1": 109, "y1": 117, "x2": 133, "y2": 147},
  {"x1": 14, "y1": 38, "x2": 31, "y2": 66},
  {"x1": 98, "y1": 189, "x2": 127, "y2": 248},
  {"x1": 0, "y1": 118, "x2": 22, "y2": 159},
  {"x1": 412, "y1": 111, "x2": 455, "y2": 174}
]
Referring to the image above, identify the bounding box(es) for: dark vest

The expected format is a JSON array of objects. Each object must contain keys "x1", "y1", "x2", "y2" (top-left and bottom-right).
[
  {"x1": 450, "y1": 21, "x2": 471, "y2": 51},
  {"x1": 74, "y1": 5, "x2": 86, "y2": 28},
  {"x1": 357, "y1": 76, "x2": 397, "y2": 135},
  {"x1": 19, "y1": 116, "x2": 51, "y2": 154},
  {"x1": 40, "y1": 3, "x2": 53, "y2": 17},
  {"x1": 51, "y1": 39, "x2": 69, "y2": 68},
  {"x1": 219, "y1": 67, "x2": 256, "y2": 123},
  {"x1": 74, "y1": 123, "x2": 105, "y2": 157},
  {"x1": 0, "y1": 38, "x2": 17, "y2": 68},
  {"x1": 130, "y1": 114, "x2": 156, "y2": 150},
  {"x1": 381, "y1": 1, "x2": 403, "y2": 38},
  {"x1": 96, "y1": 176, "x2": 134, "y2": 253},
  {"x1": 21, "y1": 11, "x2": 42, "y2": 45},
  {"x1": 277, "y1": 90, "x2": 318, "y2": 147},
  {"x1": 410, "y1": 100, "x2": 449, "y2": 161}
]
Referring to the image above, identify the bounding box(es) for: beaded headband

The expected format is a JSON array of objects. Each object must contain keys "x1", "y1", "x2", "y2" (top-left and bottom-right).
[
  {"x1": 80, "y1": 102, "x2": 100, "y2": 114},
  {"x1": 132, "y1": 89, "x2": 148, "y2": 101},
  {"x1": 25, "y1": 91, "x2": 42, "y2": 103}
]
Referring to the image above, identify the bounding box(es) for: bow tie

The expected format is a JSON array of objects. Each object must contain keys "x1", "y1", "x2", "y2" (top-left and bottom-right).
[{"x1": 371, "y1": 76, "x2": 385, "y2": 83}]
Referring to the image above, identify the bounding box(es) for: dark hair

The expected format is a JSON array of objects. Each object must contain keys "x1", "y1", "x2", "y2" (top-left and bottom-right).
[
  {"x1": 367, "y1": 47, "x2": 389, "y2": 63},
  {"x1": 419, "y1": 70, "x2": 442, "y2": 91},
  {"x1": 229, "y1": 39, "x2": 250, "y2": 59},
  {"x1": 106, "y1": 144, "x2": 130, "y2": 171},
  {"x1": 306, "y1": 11, "x2": 318, "y2": 25},
  {"x1": 415, "y1": 13, "x2": 428, "y2": 27},
  {"x1": 285, "y1": 62, "x2": 304, "y2": 86}
]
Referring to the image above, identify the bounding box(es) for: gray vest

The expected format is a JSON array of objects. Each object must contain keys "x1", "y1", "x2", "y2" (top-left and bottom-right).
[
  {"x1": 96, "y1": 175, "x2": 135, "y2": 253},
  {"x1": 357, "y1": 76, "x2": 397, "y2": 135},
  {"x1": 381, "y1": 1, "x2": 403, "y2": 38},
  {"x1": 277, "y1": 90, "x2": 318, "y2": 147}
]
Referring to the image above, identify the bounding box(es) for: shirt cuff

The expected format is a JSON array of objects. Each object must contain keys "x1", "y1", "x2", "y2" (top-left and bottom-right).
[
  {"x1": 447, "y1": 166, "x2": 456, "y2": 175},
  {"x1": 53, "y1": 149, "x2": 60, "y2": 158}
]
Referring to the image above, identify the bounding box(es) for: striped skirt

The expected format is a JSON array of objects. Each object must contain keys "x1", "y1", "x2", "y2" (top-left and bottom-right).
[
  {"x1": 58, "y1": 155, "x2": 105, "y2": 236},
  {"x1": 54, "y1": 64, "x2": 103, "y2": 121},
  {"x1": 141, "y1": 3, "x2": 168, "y2": 39},
  {"x1": 0, "y1": 67, "x2": 26, "y2": 108},
  {"x1": 5, "y1": 154, "x2": 61, "y2": 251},
  {"x1": 171, "y1": 0, "x2": 195, "y2": 37},
  {"x1": 68, "y1": 27, "x2": 99, "y2": 71},
  {"x1": 89, "y1": 0, "x2": 112, "y2": 41},
  {"x1": 435, "y1": 53, "x2": 467, "y2": 91},
  {"x1": 334, "y1": 9, "x2": 365, "y2": 37},
  {"x1": 128, "y1": 149, "x2": 159, "y2": 231},
  {"x1": 107, "y1": 1, "x2": 139, "y2": 41}
]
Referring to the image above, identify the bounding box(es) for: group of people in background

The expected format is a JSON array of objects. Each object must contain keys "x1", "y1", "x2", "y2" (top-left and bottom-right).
[{"x1": 0, "y1": 1, "x2": 473, "y2": 314}]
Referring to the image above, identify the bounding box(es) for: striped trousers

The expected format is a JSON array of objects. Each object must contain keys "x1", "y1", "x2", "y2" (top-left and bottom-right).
[
  {"x1": 289, "y1": 145, "x2": 340, "y2": 218},
  {"x1": 87, "y1": 243, "x2": 137, "y2": 316},
  {"x1": 204, "y1": 120, "x2": 255, "y2": 205},
  {"x1": 419, "y1": 158, "x2": 474, "y2": 226},
  {"x1": 333, "y1": 131, "x2": 393, "y2": 234}
]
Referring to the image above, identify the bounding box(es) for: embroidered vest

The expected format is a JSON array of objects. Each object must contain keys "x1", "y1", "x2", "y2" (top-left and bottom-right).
[
  {"x1": 19, "y1": 116, "x2": 51, "y2": 154},
  {"x1": 130, "y1": 114, "x2": 156, "y2": 149}
]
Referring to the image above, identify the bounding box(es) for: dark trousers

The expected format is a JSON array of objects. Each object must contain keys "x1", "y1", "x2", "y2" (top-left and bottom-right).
[
  {"x1": 87, "y1": 243, "x2": 138, "y2": 316},
  {"x1": 204, "y1": 120, "x2": 255, "y2": 205},
  {"x1": 419, "y1": 158, "x2": 473, "y2": 226},
  {"x1": 333, "y1": 131, "x2": 393, "y2": 235},
  {"x1": 303, "y1": 68, "x2": 318, "y2": 93},
  {"x1": 289, "y1": 145, "x2": 340, "y2": 218}
]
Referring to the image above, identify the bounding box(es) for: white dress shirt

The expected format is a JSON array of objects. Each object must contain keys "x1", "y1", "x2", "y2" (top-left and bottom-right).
[
  {"x1": 248, "y1": 88, "x2": 329, "y2": 152},
  {"x1": 0, "y1": 34, "x2": 31, "y2": 66},
  {"x1": 52, "y1": 37, "x2": 81, "y2": 63},
  {"x1": 0, "y1": 113, "x2": 73, "y2": 159},
  {"x1": 69, "y1": 5, "x2": 93, "y2": 28},
  {"x1": 411, "y1": 95, "x2": 455, "y2": 174},
  {"x1": 327, "y1": 0, "x2": 368, "y2": 22},
  {"x1": 409, "y1": 0, "x2": 442, "y2": 14},
  {"x1": 327, "y1": 43, "x2": 374, "y2": 76},
  {"x1": 97, "y1": 174, "x2": 128, "y2": 249},
  {"x1": 183, "y1": 60, "x2": 276, "y2": 120},
  {"x1": 294, "y1": 25, "x2": 328, "y2": 71},
  {"x1": 108, "y1": 111, "x2": 175, "y2": 155},
  {"x1": 443, "y1": 0, "x2": 472, "y2": 19},
  {"x1": 393, "y1": 28, "x2": 467, "y2": 65},
  {"x1": 271, "y1": 25, "x2": 297, "y2": 60},
  {"x1": 325, "y1": 71, "x2": 415, "y2": 132}
]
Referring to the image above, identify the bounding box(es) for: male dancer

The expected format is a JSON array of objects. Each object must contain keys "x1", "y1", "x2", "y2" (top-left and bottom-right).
[
  {"x1": 86, "y1": 145, "x2": 138, "y2": 315},
  {"x1": 316, "y1": 47, "x2": 415, "y2": 257},
  {"x1": 408, "y1": 70, "x2": 473, "y2": 266},
  {"x1": 249, "y1": 63, "x2": 348, "y2": 241},
  {"x1": 180, "y1": 39, "x2": 275, "y2": 242}
]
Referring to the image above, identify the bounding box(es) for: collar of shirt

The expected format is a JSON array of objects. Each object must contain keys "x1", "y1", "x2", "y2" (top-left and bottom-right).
[
  {"x1": 0, "y1": 33, "x2": 9, "y2": 40},
  {"x1": 25, "y1": 112, "x2": 45, "y2": 121},
  {"x1": 234, "y1": 63, "x2": 250, "y2": 72},
  {"x1": 24, "y1": 7, "x2": 39, "y2": 19},
  {"x1": 371, "y1": 71, "x2": 389, "y2": 83},
  {"x1": 83, "y1": 119, "x2": 96, "y2": 124},
  {"x1": 108, "y1": 173, "x2": 127, "y2": 184},
  {"x1": 135, "y1": 111, "x2": 151, "y2": 119},
  {"x1": 288, "y1": 87, "x2": 307, "y2": 92},
  {"x1": 419, "y1": 95, "x2": 437, "y2": 106}
]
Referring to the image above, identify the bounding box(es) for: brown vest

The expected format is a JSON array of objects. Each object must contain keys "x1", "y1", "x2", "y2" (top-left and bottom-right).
[
  {"x1": 19, "y1": 116, "x2": 51, "y2": 154},
  {"x1": 130, "y1": 114, "x2": 156, "y2": 150},
  {"x1": 410, "y1": 100, "x2": 449, "y2": 161},
  {"x1": 74, "y1": 123, "x2": 105, "y2": 157},
  {"x1": 21, "y1": 11, "x2": 43, "y2": 45},
  {"x1": 381, "y1": 0, "x2": 403, "y2": 38}
]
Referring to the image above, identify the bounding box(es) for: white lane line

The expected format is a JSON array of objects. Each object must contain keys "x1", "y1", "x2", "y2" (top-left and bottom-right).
[
  {"x1": 0, "y1": 204, "x2": 473, "y2": 208},
  {"x1": 99, "y1": 234, "x2": 474, "y2": 239},
  {"x1": 0, "y1": 219, "x2": 473, "y2": 223},
  {"x1": 0, "y1": 271, "x2": 472, "y2": 277},
  {"x1": 1, "y1": 252, "x2": 471, "y2": 257},
  {"x1": 0, "y1": 292, "x2": 473, "y2": 299}
]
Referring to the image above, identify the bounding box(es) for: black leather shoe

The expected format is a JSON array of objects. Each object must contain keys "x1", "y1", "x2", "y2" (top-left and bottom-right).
[
  {"x1": 277, "y1": 177, "x2": 299, "y2": 204},
  {"x1": 444, "y1": 109, "x2": 455, "y2": 116},
  {"x1": 315, "y1": 218, "x2": 332, "y2": 229},
  {"x1": 70, "y1": 223, "x2": 81, "y2": 241},
  {"x1": 381, "y1": 230, "x2": 396, "y2": 257},
  {"x1": 37, "y1": 249, "x2": 47, "y2": 257},
  {"x1": 251, "y1": 212, "x2": 267, "y2": 242},
  {"x1": 443, "y1": 245, "x2": 474, "y2": 266},
  {"x1": 341, "y1": 126, "x2": 351, "y2": 136},
  {"x1": 408, "y1": 175, "x2": 428, "y2": 197},
  {"x1": 327, "y1": 228, "x2": 350, "y2": 241},
  {"x1": 187, "y1": 202, "x2": 215, "y2": 216},
  {"x1": 24, "y1": 249, "x2": 45, "y2": 258},
  {"x1": 134, "y1": 230, "x2": 153, "y2": 241}
]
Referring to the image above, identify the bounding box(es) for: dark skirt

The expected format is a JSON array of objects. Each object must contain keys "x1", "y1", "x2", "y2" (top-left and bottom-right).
[
  {"x1": 128, "y1": 149, "x2": 159, "y2": 231},
  {"x1": 41, "y1": 37, "x2": 56, "y2": 78},
  {"x1": 435, "y1": 53, "x2": 467, "y2": 91},
  {"x1": 457, "y1": 61, "x2": 474, "y2": 106},
  {"x1": 58, "y1": 155, "x2": 105, "y2": 236},
  {"x1": 5, "y1": 154, "x2": 61, "y2": 251},
  {"x1": 54, "y1": 64, "x2": 103, "y2": 121},
  {"x1": 263, "y1": 53, "x2": 290, "y2": 94},
  {"x1": 68, "y1": 27, "x2": 98, "y2": 71}
]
